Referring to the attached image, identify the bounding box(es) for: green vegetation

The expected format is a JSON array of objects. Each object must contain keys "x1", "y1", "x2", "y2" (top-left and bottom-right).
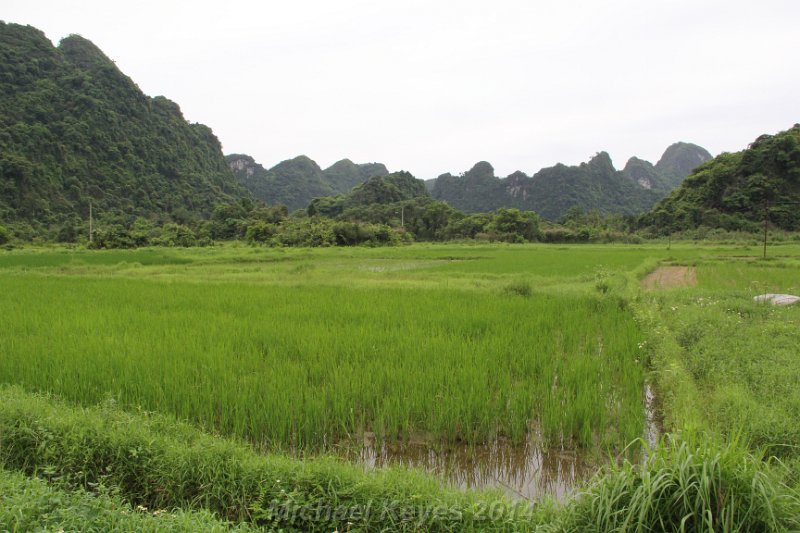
[
  {"x1": 429, "y1": 144, "x2": 711, "y2": 221},
  {"x1": 0, "y1": 22, "x2": 248, "y2": 239},
  {"x1": 309, "y1": 171, "x2": 428, "y2": 217},
  {"x1": 643, "y1": 125, "x2": 800, "y2": 233},
  {"x1": 560, "y1": 437, "x2": 800, "y2": 532},
  {"x1": 227, "y1": 154, "x2": 389, "y2": 212},
  {"x1": 2, "y1": 17, "x2": 800, "y2": 532},
  {"x1": 1, "y1": 243, "x2": 800, "y2": 531},
  {"x1": 0, "y1": 255, "x2": 644, "y2": 449},
  {"x1": 0, "y1": 386, "x2": 797, "y2": 532},
  {"x1": 641, "y1": 256, "x2": 800, "y2": 457},
  {"x1": 0, "y1": 468, "x2": 254, "y2": 532},
  {"x1": 0, "y1": 385, "x2": 543, "y2": 532}
]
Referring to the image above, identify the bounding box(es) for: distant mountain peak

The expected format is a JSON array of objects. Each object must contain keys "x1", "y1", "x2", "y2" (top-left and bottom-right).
[
  {"x1": 622, "y1": 157, "x2": 658, "y2": 190},
  {"x1": 655, "y1": 142, "x2": 712, "y2": 184},
  {"x1": 468, "y1": 161, "x2": 495, "y2": 176},
  {"x1": 586, "y1": 151, "x2": 615, "y2": 174},
  {"x1": 327, "y1": 158, "x2": 356, "y2": 169},
  {"x1": 226, "y1": 153, "x2": 390, "y2": 210},
  {"x1": 430, "y1": 143, "x2": 711, "y2": 220},
  {"x1": 58, "y1": 34, "x2": 111, "y2": 66}
]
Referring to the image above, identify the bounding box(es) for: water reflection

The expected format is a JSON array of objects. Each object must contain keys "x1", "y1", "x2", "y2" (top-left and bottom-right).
[{"x1": 336, "y1": 433, "x2": 594, "y2": 501}]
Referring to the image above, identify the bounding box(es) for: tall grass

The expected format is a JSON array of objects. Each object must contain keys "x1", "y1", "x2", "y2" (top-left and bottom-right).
[
  {"x1": 0, "y1": 273, "x2": 644, "y2": 450},
  {"x1": 557, "y1": 437, "x2": 800, "y2": 532}
]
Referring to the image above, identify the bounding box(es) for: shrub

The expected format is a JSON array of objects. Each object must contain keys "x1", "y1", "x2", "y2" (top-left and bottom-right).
[{"x1": 245, "y1": 221, "x2": 277, "y2": 244}]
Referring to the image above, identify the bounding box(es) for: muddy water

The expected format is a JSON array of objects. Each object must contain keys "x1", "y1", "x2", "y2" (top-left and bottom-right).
[
  {"x1": 334, "y1": 386, "x2": 661, "y2": 502},
  {"x1": 336, "y1": 434, "x2": 594, "y2": 502}
]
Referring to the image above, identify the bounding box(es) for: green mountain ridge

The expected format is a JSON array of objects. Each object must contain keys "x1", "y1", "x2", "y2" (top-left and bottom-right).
[
  {"x1": 225, "y1": 153, "x2": 390, "y2": 211},
  {"x1": 6, "y1": 20, "x2": 763, "y2": 238},
  {"x1": 428, "y1": 143, "x2": 712, "y2": 221},
  {"x1": 643, "y1": 125, "x2": 800, "y2": 232},
  {"x1": 0, "y1": 22, "x2": 249, "y2": 233}
]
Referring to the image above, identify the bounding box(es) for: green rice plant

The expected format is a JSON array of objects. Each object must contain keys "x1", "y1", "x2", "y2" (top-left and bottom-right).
[
  {"x1": 556, "y1": 437, "x2": 800, "y2": 532},
  {"x1": 0, "y1": 247, "x2": 190, "y2": 269},
  {"x1": 0, "y1": 273, "x2": 645, "y2": 450}
]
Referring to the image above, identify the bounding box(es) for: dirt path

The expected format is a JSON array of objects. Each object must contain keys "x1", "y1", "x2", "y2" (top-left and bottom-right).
[{"x1": 641, "y1": 266, "x2": 697, "y2": 290}]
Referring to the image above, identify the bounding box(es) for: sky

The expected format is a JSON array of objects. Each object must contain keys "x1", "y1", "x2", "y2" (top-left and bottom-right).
[{"x1": 5, "y1": 0, "x2": 800, "y2": 179}]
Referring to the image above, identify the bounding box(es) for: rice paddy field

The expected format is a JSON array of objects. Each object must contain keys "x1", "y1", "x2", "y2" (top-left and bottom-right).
[{"x1": 1, "y1": 241, "x2": 800, "y2": 531}]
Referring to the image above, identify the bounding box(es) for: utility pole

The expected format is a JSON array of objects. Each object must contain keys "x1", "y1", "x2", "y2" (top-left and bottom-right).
[
  {"x1": 89, "y1": 201, "x2": 93, "y2": 244},
  {"x1": 401, "y1": 206, "x2": 405, "y2": 229},
  {"x1": 763, "y1": 202, "x2": 769, "y2": 259}
]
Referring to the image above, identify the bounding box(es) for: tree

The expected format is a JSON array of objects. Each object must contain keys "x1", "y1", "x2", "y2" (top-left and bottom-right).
[
  {"x1": 0, "y1": 225, "x2": 8, "y2": 245},
  {"x1": 488, "y1": 208, "x2": 540, "y2": 242},
  {"x1": 245, "y1": 221, "x2": 278, "y2": 244}
]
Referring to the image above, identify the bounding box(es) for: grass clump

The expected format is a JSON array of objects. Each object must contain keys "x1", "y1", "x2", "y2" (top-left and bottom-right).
[
  {"x1": 502, "y1": 280, "x2": 532, "y2": 297},
  {"x1": 557, "y1": 437, "x2": 800, "y2": 532}
]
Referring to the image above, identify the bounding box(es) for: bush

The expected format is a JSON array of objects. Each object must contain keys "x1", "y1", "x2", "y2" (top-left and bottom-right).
[
  {"x1": 245, "y1": 221, "x2": 278, "y2": 244},
  {"x1": 90, "y1": 224, "x2": 135, "y2": 249},
  {"x1": 276, "y1": 218, "x2": 336, "y2": 247},
  {"x1": 56, "y1": 223, "x2": 79, "y2": 243},
  {"x1": 0, "y1": 225, "x2": 8, "y2": 245},
  {"x1": 151, "y1": 224, "x2": 197, "y2": 247},
  {"x1": 331, "y1": 221, "x2": 398, "y2": 246}
]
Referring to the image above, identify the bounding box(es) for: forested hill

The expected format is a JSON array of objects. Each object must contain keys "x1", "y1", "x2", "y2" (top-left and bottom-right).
[
  {"x1": 0, "y1": 22, "x2": 248, "y2": 232},
  {"x1": 428, "y1": 143, "x2": 711, "y2": 221},
  {"x1": 642, "y1": 125, "x2": 800, "y2": 232},
  {"x1": 226, "y1": 154, "x2": 390, "y2": 211},
  {"x1": 307, "y1": 171, "x2": 429, "y2": 217}
]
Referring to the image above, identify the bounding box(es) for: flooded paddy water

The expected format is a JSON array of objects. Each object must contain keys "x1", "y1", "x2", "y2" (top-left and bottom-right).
[
  {"x1": 341, "y1": 435, "x2": 593, "y2": 501},
  {"x1": 327, "y1": 383, "x2": 662, "y2": 502}
]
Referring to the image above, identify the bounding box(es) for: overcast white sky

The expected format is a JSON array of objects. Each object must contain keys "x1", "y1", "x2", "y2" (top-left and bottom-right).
[{"x1": 5, "y1": 0, "x2": 800, "y2": 179}]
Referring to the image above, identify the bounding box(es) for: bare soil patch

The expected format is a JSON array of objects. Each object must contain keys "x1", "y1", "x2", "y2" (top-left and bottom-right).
[{"x1": 641, "y1": 266, "x2": 697, "y2": 290}]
